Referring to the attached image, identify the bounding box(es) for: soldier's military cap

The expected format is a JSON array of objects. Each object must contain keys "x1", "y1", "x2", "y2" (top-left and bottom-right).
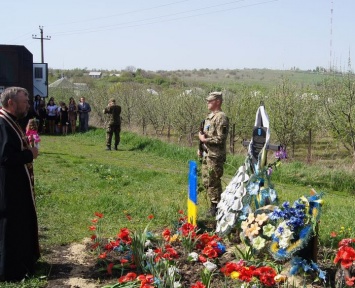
[{"x1": 206, "y1": 91, "x2": 223, "y2": 101}]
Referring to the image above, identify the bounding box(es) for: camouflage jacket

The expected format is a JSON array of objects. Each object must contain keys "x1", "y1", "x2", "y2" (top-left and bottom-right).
[
  {"x1": 203, "y1": 110, "x2": 229, "y2": 159},
  {"x1": 104, "y1": 104, "x2": 121, "y2": 126}
]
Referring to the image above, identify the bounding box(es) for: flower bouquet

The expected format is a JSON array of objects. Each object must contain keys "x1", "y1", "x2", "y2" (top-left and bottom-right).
[{"x1": 268, "y1": 192, "x2": 323, "y2": 261}]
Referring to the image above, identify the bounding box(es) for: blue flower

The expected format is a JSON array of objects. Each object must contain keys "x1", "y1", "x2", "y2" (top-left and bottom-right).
[
  {"x1": 247, "y1": 182, "x2": 259, "y2": 195},
  {"x1": 318, "y1": 269, "x2": 327, "y2": 281},
  {"x1": 282, "y1": 201, "x2": 290, "y2": 209},
  {"x1": 217, "y1": 242, "x2": 226, "y2": 254}
]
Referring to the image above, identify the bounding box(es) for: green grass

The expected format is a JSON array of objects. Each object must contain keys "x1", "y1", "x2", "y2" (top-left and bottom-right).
[
  {"x1": 2, "y1": 129, "x2": 355, "y2": 287},
  {"x1": 33, "y1": 129, "x2": 355, "y2": 246}
]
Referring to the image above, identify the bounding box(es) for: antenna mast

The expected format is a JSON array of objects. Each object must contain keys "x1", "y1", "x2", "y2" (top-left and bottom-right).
[{"x1": 329, "y1": 0, "x2": 333, "y2": 71}]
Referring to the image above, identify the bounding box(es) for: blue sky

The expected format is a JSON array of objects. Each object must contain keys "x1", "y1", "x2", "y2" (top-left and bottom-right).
[{"x1": 1, "y1": 0, "x2": 354, "y2": 71}]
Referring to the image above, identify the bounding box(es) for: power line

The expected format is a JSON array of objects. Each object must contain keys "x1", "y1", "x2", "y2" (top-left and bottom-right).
[
  {"x1": 50, "y1": 0, "x2": 278, "y2": 37},
  {"x1": 47, "y1": 0, "x2": 191, "y2": 27}
]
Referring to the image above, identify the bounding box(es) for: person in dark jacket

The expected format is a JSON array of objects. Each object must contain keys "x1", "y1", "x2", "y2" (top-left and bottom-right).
[
  {"x1": 0, "y1": 87, "x2": 40, "y2": 281},
  {"x1": 103, "y1": 98, "x2": 121, "y2": 150}
]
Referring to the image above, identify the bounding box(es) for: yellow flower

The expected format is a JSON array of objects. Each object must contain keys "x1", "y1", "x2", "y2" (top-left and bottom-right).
[
  {"x1": 255, "y1": 213, "x2": 268, "y2": 225},
  {"x1": 230, "y1": 271, "x2": 240, "y2": 280},
  {"x1": 241, "y1": 220, "x2": 249, "y2": 231},
  {"x1": 170, "y1": 234, "x2": 179, "y2": 242},
  {"x1": 274, "y1": 274, "x2": 287, "y2": 283},
  {"x1": 247, "y1": 213, "x2": 255, "y2": 224},
  {"x1": 247, "y1": 223, "x2": 261, "y2": 237}
]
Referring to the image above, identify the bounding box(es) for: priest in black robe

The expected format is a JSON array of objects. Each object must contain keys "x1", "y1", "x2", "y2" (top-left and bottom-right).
[{"x1": 0, "y1": 87, "x2": 40, "y2": 281}]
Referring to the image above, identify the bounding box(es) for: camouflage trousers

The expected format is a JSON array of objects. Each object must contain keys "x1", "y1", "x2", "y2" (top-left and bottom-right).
[
  {"x1": 201, "y1": 155, "x2": 225, "y2": 204},
  {"x1": 106, "y1": 124, "x2": 121, "y2": 147}
]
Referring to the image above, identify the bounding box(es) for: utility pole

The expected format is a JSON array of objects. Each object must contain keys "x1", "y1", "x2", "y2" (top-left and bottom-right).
[{"x1": 32, "y1": 26, "x2": 51, "y2": 63}]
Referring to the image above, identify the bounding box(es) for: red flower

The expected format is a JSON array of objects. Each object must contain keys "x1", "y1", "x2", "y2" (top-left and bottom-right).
[
  {"x1": 178, "y1": 210, "x2": 184, "y2": 214},
  {"x1": 339, "y1": 238, "x2": 355, "y2": 247},
  {"x1": 334, "y1": 245, "x2": 355, "y2": 268},
  {"x1": 137, "y1": 274, "x2": 154, "y2": 287},
  {"x1": 330, "y1": 231, "x2": 337, "y2": 238},
  {"x1": 202, "y1": 245, "x2": 218, "y2": 258},
  {"x1": 99, "y1": 252, "x2": 107, "y2": 259},
  {"x1": 107, "y1": 263, "x2": 114, "y2": 275},
  {"x1": 89, "y1": 225, "x2": 96, "y2": 231},
  {"x1": 198, "y1": 254, "x2": 207, "y2": 263},
  {"x1": 197, "y1": 233, "x2": 220, "y2": 249},
  {"x1": 180, "y1": 222, "x2": 197, "y2": 237},
  {"x1": 191, "y1": 281, "x2": 206, "y2": 288},
  {"x1": 91, "y1": 234, "x2": 97, "y2": 240},
  {"x1": 220, "y1": 261, "x2": 245, "y2": 276},
  {"x1": 163, "y1": 247, "x2": 179, "y2": 260},
  {"x1": 346, "y1": 276, "x2": 355, "y2": 286},
  {"x1": 120, "y1": 258, "x2": 129, "y2": 264},
  {"x1": 91, "y1": 243, "x2": 99, "y2": 249},
  {"x1": 117, "y1": 228, "x2": 132, "y2": 244},
  {"x1": 105, "y1": 240, "x2": 118, "y2": 251},
  {"x1": 238, "y1": 266, "x2": 255, "y2": 282},
  {"x1": 179, "y1": 216, "x2": 188, "y2": 223},
  {"x1": 94, "y1": 212, "x2": 104, "y2": 218},
  {"x1": 126, "y1": 214, "x2": 132, "y2": 221},
  {"x1": 162, "y1": 228, "x2": 171, "y2": 241},
  {"x1": 118, "y1": 272, "x2": 137, "y2": 283},
  {"x1": 148, "y1": 214, "x2": 154, "y2": 220},
  {"x1": 253, "y1": 266, "x2": 277, "y2": 287},
  {"x1": 91, "y1": 218, "x2": 98, "y2": 223}
]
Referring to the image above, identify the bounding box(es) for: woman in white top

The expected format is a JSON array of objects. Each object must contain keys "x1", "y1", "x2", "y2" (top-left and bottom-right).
[{"x1": 46, "y1": 97, "x2": 58, "y2": 134}]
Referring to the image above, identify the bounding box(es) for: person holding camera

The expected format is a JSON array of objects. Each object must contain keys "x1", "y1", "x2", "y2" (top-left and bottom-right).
[
  {"x1": 103, "y1": 98, "x2": 121, "y2": 150},
  {"x1": 77, "y1": 97, "x2": 91, "y2": 132}
]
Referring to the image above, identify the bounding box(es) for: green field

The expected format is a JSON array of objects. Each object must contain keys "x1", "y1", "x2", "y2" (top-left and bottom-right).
[
  {"x1": 32, "y1": 130, "x2": 355, "y2": 247},
  {"x1": 1, "y1": 128, "x2": 354, "y2": 287}
]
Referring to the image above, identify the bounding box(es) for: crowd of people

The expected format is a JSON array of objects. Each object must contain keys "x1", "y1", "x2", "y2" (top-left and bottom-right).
[{"x1": 32, "y1": 95, "x2": 91, "y2": 135}]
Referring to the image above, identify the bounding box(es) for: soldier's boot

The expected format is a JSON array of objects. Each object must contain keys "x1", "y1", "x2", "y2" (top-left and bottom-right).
[
  {"x1": 206, "y1": 203, "x2": 218, "y2": 217},
  {"x1": 106, "y1": 145, "x2": 111, "y2": 151},
  {"x1": 114, "y1": 145, "x2": 118, "y2": 150}
]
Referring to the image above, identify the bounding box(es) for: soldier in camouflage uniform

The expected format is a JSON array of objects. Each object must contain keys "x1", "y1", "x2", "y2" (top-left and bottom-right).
[
  {"x1": 198, "y1": 92, "x2": 229, "y2": 216},
  {"x1": 103, "y1": 98, "x2": 121, "y2": 150}
]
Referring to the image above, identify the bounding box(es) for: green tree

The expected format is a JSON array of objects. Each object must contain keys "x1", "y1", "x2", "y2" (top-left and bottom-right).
[
  {"x1": 319, "y1": 73, "x2": 355, "y2": 160},
  {"x1": 268, "y1": 79, "x2": 304, "y2": 156}
]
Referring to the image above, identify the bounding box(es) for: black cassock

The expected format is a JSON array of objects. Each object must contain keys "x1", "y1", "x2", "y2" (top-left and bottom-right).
[{"x1": 0, "y1": 109, "x2": 40, "y2": 281}]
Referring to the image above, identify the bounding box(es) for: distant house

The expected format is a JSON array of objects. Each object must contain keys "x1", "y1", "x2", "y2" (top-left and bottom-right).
[
  {"x1": 109, "y1": 73, "x2": 121, "y2": 77},
  {"x1": 89, "y1": 71, "x2": 102, "y2": 78}
]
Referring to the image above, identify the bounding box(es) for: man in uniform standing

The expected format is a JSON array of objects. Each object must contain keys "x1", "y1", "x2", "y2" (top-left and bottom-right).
[
  {"x1": 198, "y1": 91, "x2": 229, "y2": 217},
  {"x1": 0, "y1": 87, "x2": 40, "y2": 281},
  {"x1": 103, "y1": 98, "x2": 121, "y2": 150}
]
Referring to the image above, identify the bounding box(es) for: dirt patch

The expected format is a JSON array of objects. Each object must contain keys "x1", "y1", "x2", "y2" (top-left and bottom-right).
[{"x1": 43, "y1": 238, "x2": 102, "y2": 288}]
